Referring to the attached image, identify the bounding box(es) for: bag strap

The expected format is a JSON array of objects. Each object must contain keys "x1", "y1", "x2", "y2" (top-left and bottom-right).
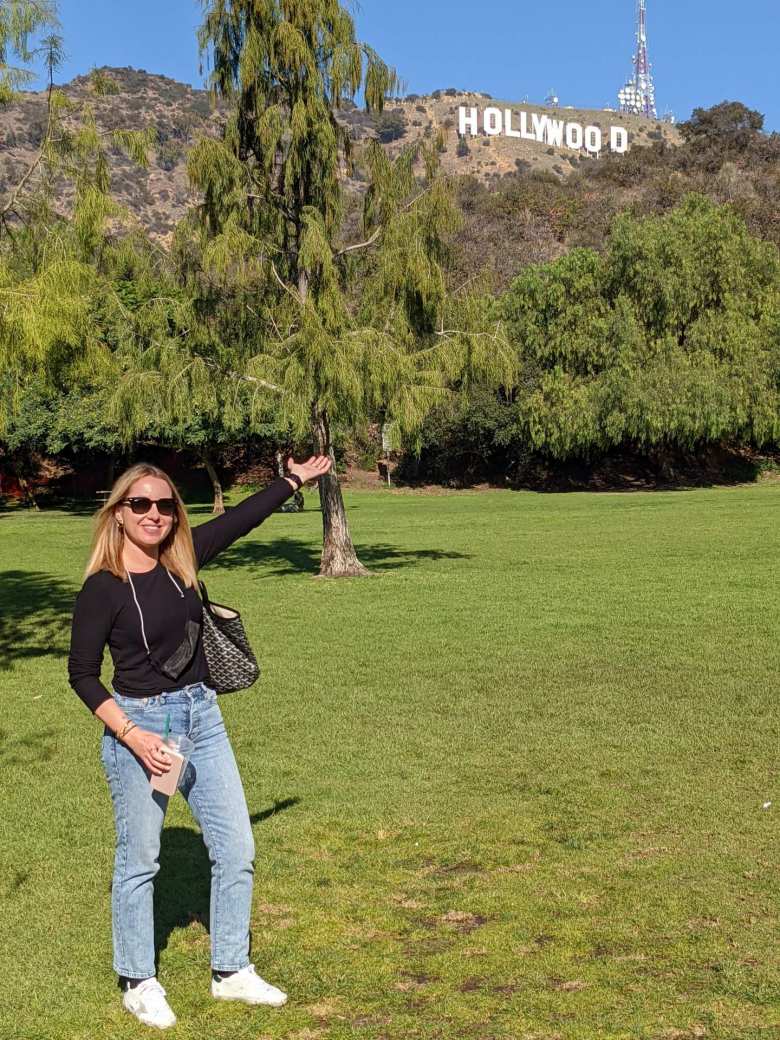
[{"x1": 198, "y1": 579, "x2": 210, "y2": 607}]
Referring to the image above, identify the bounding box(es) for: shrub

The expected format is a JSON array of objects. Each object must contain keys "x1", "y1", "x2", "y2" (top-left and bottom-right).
[
  {"x1": 395, "y1": 389, "x2": 516, "y2": 486},
  {"x1": 371, "y1": 109, "x2": 407, "y2": 143},
  {"x1": 157, "y1": 139, "x2": 184, "y2": 171}
]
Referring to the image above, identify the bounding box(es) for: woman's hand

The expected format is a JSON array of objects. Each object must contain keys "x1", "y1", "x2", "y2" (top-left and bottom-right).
[
  {"x1": 287, "y1": 455, "x2": 332, "y2": 485},
  {"x1": 124, "y1": 727, "x2": 173, "y2": 776}
]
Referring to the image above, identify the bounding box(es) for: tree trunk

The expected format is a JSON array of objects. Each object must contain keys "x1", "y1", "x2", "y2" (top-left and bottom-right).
[
  {"x1": 16, "y1": 472, "x2": 39, "y2": 511},
  {"x1": 202, "y1": 454, "x2": 225, "y2": 515},
  {"x1": 311, "y1": 405, "x2": 369, "y2": 577}
]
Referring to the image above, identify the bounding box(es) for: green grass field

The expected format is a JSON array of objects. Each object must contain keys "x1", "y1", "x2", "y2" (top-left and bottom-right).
[{"x1": 1, "y1": 484, "x2": 779, "y2": 1040}]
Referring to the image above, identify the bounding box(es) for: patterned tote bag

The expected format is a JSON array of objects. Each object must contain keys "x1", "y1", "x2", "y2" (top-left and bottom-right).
[{"x1": 198, "y1": 580, "x2": 260, "y2": 694}]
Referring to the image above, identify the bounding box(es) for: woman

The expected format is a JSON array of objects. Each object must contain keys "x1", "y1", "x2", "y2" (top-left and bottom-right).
[{"x1": 68, "y1": 455, "x2": 330, "y2": 1029}]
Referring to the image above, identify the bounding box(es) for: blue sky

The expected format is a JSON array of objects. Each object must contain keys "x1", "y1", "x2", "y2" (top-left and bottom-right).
[{"x1": 30, "y1": 1, "x2": 779, "y2": 131}]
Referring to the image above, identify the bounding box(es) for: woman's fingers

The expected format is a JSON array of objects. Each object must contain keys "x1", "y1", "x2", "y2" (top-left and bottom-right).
[
  {"x1": 288, "y1": 454, "x2": 331, "y2": 467},
  {"x1": 287, "y1": 454, "x2": 332, "y2": 481},
  {"x1": 305, "y1": 456, "x2": 330, "y2": 473},
  {"x1": 142, "y1": 733, "x2": 172, "y2": 773},
  {"x1": 124, "y1": 727, "x2": 173, "y2": 775},
  {"x1": 150, "y1": 749, "x2": 172, "y2": 772}
]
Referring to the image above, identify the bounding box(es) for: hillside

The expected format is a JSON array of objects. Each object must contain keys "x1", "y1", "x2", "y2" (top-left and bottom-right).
[
  {"x1": 0, "y1": 67, "x2": 223, "y2": 243},
  {"x1": 0, "y1": 67, "x2": 679, "y2": 246}
]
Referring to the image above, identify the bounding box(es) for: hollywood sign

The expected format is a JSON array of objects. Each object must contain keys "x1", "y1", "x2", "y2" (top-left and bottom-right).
[{"x1": 458, "y1": 106, "x2": 629, "y2": 155}]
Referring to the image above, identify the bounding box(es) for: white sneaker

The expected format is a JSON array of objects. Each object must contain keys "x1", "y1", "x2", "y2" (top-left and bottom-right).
[
  {"x1": 211, "y1": 964, "x2": 288, "y2": 1007},
  {"x1": 122, "y1": 977, "x2": 177, "y2": 1029}
]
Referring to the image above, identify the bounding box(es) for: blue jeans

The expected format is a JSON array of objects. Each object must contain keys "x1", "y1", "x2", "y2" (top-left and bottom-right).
[{"x1": 100, "y1": 682, "x2": 255, "y2": 979}]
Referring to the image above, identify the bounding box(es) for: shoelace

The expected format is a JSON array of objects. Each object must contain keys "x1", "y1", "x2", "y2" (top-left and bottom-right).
[{"x1": 136, "y1": 979, "x2": 169, "y2": 1008}]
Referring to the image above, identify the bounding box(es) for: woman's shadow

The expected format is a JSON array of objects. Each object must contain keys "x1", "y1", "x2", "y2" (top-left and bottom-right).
[{"x1": 152, "y1": 797, "x2": 299, "y2": 973}]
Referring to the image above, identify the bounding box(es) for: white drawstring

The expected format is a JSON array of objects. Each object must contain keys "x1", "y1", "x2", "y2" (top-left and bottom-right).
[
  {"x1": 127, "y1": 567, "x2": 185, "y2": 658},
  {"x1": 165, "y1": 569, "x2": 184, "y2": 597}
]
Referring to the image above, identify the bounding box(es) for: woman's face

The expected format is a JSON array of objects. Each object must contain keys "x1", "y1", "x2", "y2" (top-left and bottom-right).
[{"x1": 115, "y1": 476, "x2": 177, "y2": 551}]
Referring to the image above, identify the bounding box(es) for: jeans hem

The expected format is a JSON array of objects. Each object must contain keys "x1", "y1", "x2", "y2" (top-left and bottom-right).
[
  {"x1": 114, "y1": 968, "x2": 156, "y2": 980},
  {"x1": 212, "y1": 961, "x2": 251, "y2": 973}
]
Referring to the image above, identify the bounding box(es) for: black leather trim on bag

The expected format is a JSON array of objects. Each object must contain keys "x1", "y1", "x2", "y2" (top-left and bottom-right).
[{"x1": 198, "y1": 580, "x2": 260, "y2": 694}]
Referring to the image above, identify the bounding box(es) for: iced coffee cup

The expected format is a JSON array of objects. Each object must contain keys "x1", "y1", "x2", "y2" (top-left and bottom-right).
[{"x1": 150, "y1": 734, "x2": 194, "y2": 796}]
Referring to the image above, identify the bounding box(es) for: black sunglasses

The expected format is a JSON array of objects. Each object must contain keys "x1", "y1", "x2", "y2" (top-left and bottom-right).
[{"x1": 121, "y1": 496, "x2": 178, "y2": 517}]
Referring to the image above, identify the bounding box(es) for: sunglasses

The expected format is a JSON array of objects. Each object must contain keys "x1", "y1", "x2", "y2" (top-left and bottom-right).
[{"x1": 121, "y1": 496, "x2": 178, "y2": 517}]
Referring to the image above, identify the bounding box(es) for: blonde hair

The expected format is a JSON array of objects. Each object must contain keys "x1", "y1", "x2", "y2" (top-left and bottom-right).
[{"x1": 84, "y1": 463, "x2": 199, "y2": 588}]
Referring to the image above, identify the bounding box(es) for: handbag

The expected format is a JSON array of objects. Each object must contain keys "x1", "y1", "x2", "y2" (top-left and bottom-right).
[{"x1": 198, "y1": 579, "x2": 260, "y2": 694}]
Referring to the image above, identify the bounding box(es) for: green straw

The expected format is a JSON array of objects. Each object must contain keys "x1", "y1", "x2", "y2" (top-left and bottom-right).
[{"x1": 163, "y1": 712, "x2": 171, "y2": 742}]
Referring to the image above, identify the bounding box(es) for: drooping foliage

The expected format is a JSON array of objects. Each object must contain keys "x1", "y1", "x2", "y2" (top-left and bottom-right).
[
  {"x1": 0, "y1": 14, "x2": 155, "y2": 432},
  {"x1": 494, "y1": 195, "x2": 780, "y2": 457},
  {"x1": 0, "y1": 0, "x2": 58, "y2": 101}
]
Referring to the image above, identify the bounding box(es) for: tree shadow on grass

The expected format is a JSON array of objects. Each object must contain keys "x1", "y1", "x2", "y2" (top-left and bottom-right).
[
  {"x1": 153, "y1": 797, "x2": 300, "y2": 972},
  {"x1": 209, "y1": 538, "x2": 471, "y2": 577},
  {"x1": 47, "y1": 499, "x2": 103, "y2": 517},
  {"x1": 0, "y1": 570, "x2": 78, "y2": 670},
  {"x1": 0, "y1": 726, "x2": 57, "y2": 763},
  {"x1": 187, "y1": 504, "x2": 225, "y2": 519}
]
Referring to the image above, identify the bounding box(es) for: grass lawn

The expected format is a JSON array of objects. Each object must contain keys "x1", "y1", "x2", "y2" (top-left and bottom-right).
[{"x1": 0, "y1": 483, "x2": 779, "y2": 1040}]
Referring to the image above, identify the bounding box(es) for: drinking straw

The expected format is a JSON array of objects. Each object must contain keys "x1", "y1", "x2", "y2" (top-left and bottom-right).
[{"x1": 163, "y1": 712, "x2": 171, "y2": 743}]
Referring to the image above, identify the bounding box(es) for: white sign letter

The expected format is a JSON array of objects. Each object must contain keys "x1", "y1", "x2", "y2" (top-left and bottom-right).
[
  {"x1": 484, "y1": 106, "x2": 503, "y2": 136},
  {"x1": 520, "y1": 111, "x2": 535, "y2": 140},
  {"x1": 458, "y1": 106, "x2": 479, "y2": 137},
  {"x1": 565, "y1": 122, "x2": 583, "y2": 150},
  {"x1": 532, "y1": 113, "x2": 548, "y2": 142},
  {"x1": 584, "y1": 126, "x2": 602, "y2": 155},
  {"x1": 504, "y1": 109, "x2": 521, "y2": 138},
  {"x1": 546, "y1": 118, "x2": 564, "y2": 148},
  {"x1": 610, "y1": 125, "x2": 629, "y2": 154}
]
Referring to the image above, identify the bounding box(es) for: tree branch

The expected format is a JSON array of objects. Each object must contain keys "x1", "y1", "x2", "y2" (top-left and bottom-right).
[
  {"x1": 270, "y1": 260, "x2": 301, "y2": 304},
  {"x1": 0, "y1": 77, "x2": 55, "y2": 226},
  {"x1": 200, "y1": 357, "x2": 284, "y2": 394},
  {"x1": 333, "y1": 224, "x2": 382, "y2": 258},
  {"x1": 333, "y1": 188, "x2": 431, "y2": 259}
]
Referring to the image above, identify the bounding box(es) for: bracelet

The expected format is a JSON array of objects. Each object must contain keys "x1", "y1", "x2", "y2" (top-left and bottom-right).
[
  {"x1": 118, "y1": 719, "x2": 137, "y2": 742},
  {"x1": 286, "y1": 472, "x2": 303, "y2": 490}
]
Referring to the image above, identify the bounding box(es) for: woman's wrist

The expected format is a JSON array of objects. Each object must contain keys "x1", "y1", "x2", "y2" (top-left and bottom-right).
[
  {"x1": 117, "y1": 718, "x2": 137, "y2": 743},
  {"x1": 284, "y1": 473, "x2": 303, "y2": 491}
]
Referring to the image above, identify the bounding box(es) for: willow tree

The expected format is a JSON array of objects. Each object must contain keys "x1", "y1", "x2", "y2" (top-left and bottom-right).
[
  {"x1": 496, "y1": 195, "x2": 780, "y2": 460},
  {"x1": 0, "y1": 4, "x2": 154, "y2": 439},
  {"x1": 183, "y1": 0, "x2": 512, "y2": 576},
  {"x1": 0, "y1": 0, "x2": 58, "y2": 101}
]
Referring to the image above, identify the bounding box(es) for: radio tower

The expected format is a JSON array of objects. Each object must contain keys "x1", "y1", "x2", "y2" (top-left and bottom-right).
[{"x1": 618, "y1": 0, "x2": 657, "y2": 118}]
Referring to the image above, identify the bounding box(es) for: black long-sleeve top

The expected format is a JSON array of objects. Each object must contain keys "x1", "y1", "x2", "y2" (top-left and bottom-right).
[{"x1": 68, "y1": 478, "x2": 295, "y2": 712}]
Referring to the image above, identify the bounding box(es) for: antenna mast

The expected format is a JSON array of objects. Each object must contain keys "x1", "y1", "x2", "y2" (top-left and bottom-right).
[{"x1": 618, "y1": 0, "x2": 657, "y2": 118}]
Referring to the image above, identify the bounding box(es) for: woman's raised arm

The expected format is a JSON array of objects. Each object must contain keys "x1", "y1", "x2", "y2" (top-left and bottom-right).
[{"x1": 192, "y1": 456, "x2": 331, "y2": 569}]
